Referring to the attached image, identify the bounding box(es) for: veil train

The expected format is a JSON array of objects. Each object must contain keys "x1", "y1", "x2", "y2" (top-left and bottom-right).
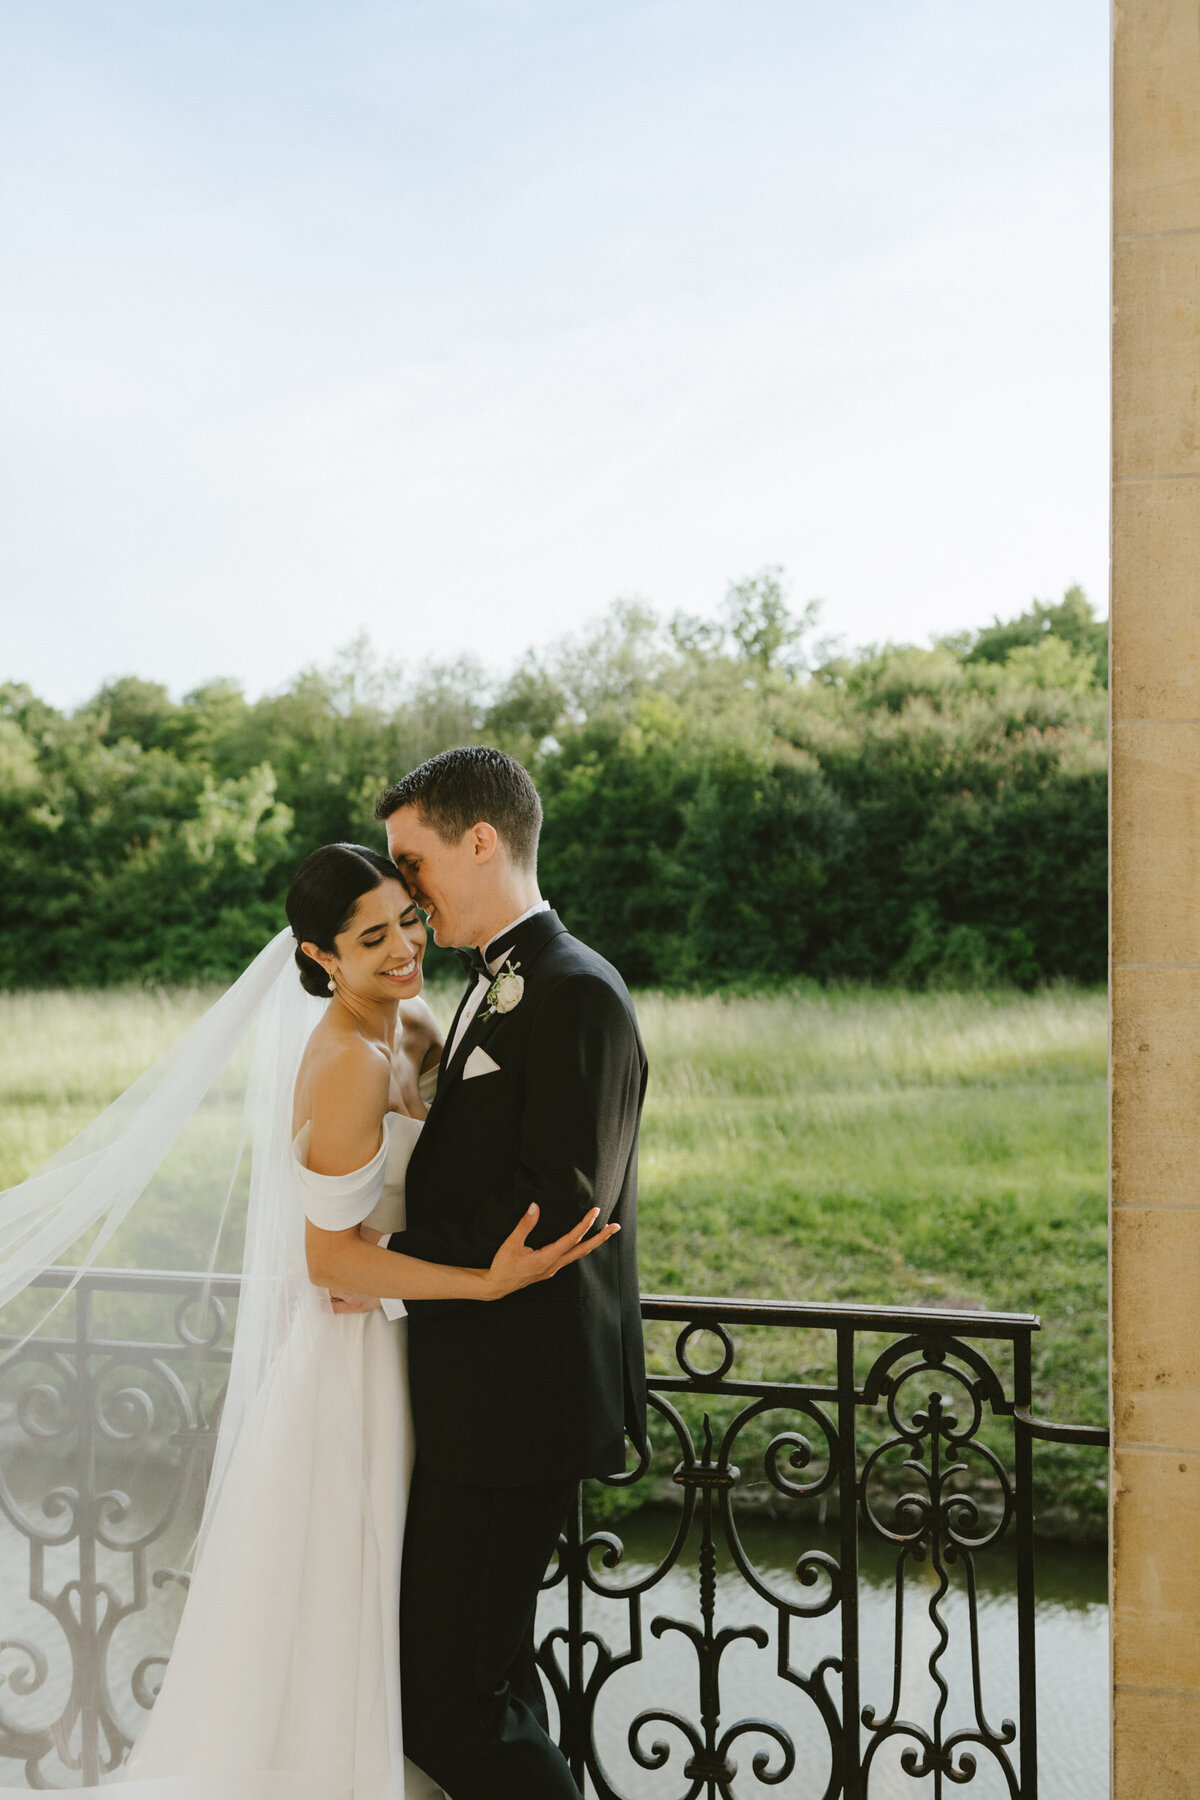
[{"x1": 0, "y1": 931, "x2": 422, "y2": 1796}]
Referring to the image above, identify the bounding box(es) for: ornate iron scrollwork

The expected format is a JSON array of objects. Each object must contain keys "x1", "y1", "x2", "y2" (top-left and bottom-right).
[
  {"x1": 539, "y1": 1297, "x2": 1091, "y2": 1798},
  {"x1": 0, "y1": 1276, "x2": 235, "y2": 1788},
  {"x1": 1, "y1": 1276, "x2": 1104, "y2": 1794},
  {"x1": 857, "y1": 1337, "x2": 1020, "y2": 1796}
]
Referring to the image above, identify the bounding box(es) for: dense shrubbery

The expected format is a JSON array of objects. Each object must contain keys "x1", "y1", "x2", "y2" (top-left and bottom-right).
[{"x1": 0, "y1": 575, "x2": 1107, "y2": 989}]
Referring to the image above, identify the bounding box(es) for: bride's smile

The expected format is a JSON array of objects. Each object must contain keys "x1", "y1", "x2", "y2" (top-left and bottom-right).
[
  {"x1": 381, "y1": 954, "x2": 419, "y2": 984},
  {"x1": 300, "y1": 878, "x2": 429, "y2": 1016}
]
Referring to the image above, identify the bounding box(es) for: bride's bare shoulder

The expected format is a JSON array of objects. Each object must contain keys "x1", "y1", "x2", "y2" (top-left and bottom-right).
[
  {"x1": 293, "y1": 1020, "x2": 390, "y2": 1133},
  {"x1": 307, "y1": 1022, "x2": 389, "y2": 1077}
]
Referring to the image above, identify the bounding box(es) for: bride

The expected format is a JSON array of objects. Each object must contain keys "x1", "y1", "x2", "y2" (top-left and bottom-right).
[{"x1": 0, "y1": 842, "x2": 615, "y2": 1799}]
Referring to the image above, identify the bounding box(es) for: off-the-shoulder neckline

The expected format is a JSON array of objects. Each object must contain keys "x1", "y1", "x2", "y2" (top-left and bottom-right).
[{"x1": 292, "y1": 1109, "x2": 422, "y2": 1178}]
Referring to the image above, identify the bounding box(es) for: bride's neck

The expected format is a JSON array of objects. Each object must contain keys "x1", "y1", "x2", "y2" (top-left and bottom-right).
[{"x1": 332, "y1": 991, "x2": 399, "y2": 1048}]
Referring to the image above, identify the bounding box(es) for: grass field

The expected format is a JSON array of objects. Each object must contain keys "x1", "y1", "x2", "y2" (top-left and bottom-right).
[{"x1": 0, "y1": 981, "x2": 1108, "y2": 1531}]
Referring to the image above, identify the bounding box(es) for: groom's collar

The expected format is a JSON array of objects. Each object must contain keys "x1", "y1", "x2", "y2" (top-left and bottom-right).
[
  {"x1": 483, "y1": 898, "x2": 551, "y2": 972},
  {"x1": 483, "y1": 904, "x2": 564, "y2": 975}
]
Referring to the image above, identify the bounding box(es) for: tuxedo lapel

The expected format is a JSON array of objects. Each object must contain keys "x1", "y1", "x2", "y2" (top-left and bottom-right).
[
  {"x1": 425, "y1": 910, "x2": 568, "y2": 1114},
  {"x1": 454, "y1": 991, "x2": 506, "y2": 1065},
  {"x1": 433, "y1": 985, "x2": 505, "y2": 1108},
  {"x1": 424, "y1": 978, "x2": 480, "y2": 1121},
  {"x1": 444, "y1": 980, "x2": 476, "y2": 1052}
]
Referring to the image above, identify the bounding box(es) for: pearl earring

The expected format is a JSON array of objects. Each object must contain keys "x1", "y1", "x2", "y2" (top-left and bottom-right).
[{"x1": 327, "y1": 972, "x2": 336, "y2": 996}]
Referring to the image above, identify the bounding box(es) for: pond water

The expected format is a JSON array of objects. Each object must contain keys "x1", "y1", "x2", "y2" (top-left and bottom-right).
[{"x1": 536, "y1": 1511, "x2": 1108, "y2": 1800}]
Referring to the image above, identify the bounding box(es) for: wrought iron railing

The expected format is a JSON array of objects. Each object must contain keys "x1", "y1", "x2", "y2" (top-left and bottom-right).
[{"x1": 0, "y1": 1271, "x2": 1107, "y2": 1796}]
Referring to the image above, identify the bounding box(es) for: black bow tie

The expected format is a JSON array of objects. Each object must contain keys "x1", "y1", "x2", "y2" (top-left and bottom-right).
[{"x1": 456, "y1": 945, "x2": 492, "y2": 983}]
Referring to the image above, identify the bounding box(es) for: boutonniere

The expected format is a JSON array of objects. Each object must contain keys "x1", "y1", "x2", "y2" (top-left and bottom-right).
[{"x1": 481, "y1": 959, "x2": 524, "y2": 1019}]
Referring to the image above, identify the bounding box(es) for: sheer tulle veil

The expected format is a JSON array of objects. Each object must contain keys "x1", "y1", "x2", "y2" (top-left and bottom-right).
[
  {"x1": 0, "y1": 930, "x2": 323, "y2": 1533},
  {"x1": 0, "y1": 929, "x2": 349, "y2": 1787}
]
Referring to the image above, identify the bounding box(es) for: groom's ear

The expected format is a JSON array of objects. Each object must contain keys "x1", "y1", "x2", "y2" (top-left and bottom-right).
[{"x1": 469, "y1": 822, "x2": 499, "y2": 864}]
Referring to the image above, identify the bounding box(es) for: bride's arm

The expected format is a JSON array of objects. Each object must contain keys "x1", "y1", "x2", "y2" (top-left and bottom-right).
[
  {"x1": 306, "y1": 1208, "x2": 615, "y2": 1303},
  {"x1": 301, "y1": 1037, "x2": 615, "y2": 1302}
]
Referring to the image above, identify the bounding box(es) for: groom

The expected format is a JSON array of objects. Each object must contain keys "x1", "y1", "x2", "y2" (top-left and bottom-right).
[{"x1": 374, "y1": 745, "x2": 648, "y2": 1799}]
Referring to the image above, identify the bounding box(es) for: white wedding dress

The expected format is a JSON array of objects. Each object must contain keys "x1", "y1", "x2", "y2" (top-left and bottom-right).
[{"x1": 116, "y1": 1083, "x2": 444, "y2": 1800}]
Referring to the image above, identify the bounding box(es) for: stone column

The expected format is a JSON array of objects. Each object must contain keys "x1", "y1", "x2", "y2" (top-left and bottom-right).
[{"x1": 1111, "y1": 3, "x2": 1200, "y2": 1793}]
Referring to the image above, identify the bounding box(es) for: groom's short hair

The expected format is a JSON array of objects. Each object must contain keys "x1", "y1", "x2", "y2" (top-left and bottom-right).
[{"x1": 375, "y1": 746, "x2": 543, "y2": 868}]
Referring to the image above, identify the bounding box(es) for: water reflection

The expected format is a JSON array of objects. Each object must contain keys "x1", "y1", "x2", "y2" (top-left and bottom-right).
[{"x1": 537, "y1": 1511, "x2": 1107, "y2": 1800}]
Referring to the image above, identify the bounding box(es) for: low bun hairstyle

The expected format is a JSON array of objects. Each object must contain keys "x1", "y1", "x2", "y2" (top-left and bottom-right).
[{"x1": 285, "y1": 843, "x2": 405, "y2": 998}]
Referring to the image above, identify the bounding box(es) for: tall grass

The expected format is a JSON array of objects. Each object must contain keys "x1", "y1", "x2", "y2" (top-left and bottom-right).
[
  {"x1": 0, "y1": 982, "x2": 1108, "y2": 1528},
  {"x1": 0, "y1": 989, "x2": 222, "y2": 1187},
  {"x1": 631, "y1": 985, "x2": 1108, "y2": 1532}
]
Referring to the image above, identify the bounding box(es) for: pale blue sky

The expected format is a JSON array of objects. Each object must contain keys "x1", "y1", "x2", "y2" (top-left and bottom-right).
[{"x1": 2, "y1": 1, "x2": 1109, "y2": 708}]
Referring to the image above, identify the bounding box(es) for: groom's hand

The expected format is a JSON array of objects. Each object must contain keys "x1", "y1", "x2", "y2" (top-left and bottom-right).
[{"x1": 483, "y1": 1202, "x2": 620, "y2": 1300}]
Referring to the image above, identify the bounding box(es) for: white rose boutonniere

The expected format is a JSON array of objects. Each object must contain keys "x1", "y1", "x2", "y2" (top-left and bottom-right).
[{"x1": 482, "y1": 959, "x2": 524, "y2": 1019}]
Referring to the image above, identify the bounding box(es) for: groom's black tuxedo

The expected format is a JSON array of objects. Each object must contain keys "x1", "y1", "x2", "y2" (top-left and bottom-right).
[
  {"x1": 385, "y1": 907, "x2": 648, "y2": 1798},
  {"x1": 385, "y1": 906, "x2": 648, "y2": 1486}
]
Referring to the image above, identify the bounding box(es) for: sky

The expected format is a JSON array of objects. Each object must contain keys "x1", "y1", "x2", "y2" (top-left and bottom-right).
[{"x1": 1, "y1": 0, "x2": 1110, "y2": 710}]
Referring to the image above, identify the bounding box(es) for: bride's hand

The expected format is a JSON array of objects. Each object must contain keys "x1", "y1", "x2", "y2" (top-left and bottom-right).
[
  {"x1": 484, "y1": 1204, "x2": 620, "y2": 1299},
  {"x1": 328, "y1": 1288, "x2": 382, "y2": 1314}
]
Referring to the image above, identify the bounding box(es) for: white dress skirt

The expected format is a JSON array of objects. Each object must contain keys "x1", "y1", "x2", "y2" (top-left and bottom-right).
[{"x1": 111, "y1": 1092, "x2": 444, "y2": 1800}]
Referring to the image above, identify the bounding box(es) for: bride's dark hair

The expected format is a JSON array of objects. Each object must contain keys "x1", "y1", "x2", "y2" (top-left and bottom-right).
[{"x1": 285, "y1": 843, "x2": 405, "y2": 996}]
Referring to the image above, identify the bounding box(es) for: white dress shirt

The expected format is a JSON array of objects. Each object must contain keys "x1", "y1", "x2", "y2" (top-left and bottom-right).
[{"x1": 445, "y1": 899, "x2": 551, "y2": 1065}]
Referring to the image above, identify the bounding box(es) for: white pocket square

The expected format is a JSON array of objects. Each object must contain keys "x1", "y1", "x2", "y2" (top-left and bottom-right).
[{"x1": 462, "y1": 1046, "x2": 501, "y2": 1080}]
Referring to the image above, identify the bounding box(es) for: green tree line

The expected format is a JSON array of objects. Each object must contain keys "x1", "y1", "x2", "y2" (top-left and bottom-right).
[{"x1": 0, "y1": 574, "x2": 1107, "y2": 989}]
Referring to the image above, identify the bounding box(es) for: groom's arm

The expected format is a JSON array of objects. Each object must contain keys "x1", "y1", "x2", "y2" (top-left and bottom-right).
[{"x1": 384, "y1": 973, "x2": 642, "y2": 1275}]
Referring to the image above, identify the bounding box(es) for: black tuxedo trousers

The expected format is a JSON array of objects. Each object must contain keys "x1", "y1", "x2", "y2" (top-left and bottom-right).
[
  {"x1": 386, "y1": 911, "x2": 648, "y2": 1797},
  {"x1": 400, "y1": 1467, "x2": 578, "y2": 1798}
]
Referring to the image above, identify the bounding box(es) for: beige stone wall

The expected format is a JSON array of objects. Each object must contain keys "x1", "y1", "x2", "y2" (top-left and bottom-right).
[{"x1": 1112, "y1": 3, "x2": 1200, "y2": 1793}]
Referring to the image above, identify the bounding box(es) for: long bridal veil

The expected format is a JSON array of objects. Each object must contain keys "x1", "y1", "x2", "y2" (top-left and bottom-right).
[{"x1": 0, "y1": 930, "x2": 344, "y2": 1791}]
